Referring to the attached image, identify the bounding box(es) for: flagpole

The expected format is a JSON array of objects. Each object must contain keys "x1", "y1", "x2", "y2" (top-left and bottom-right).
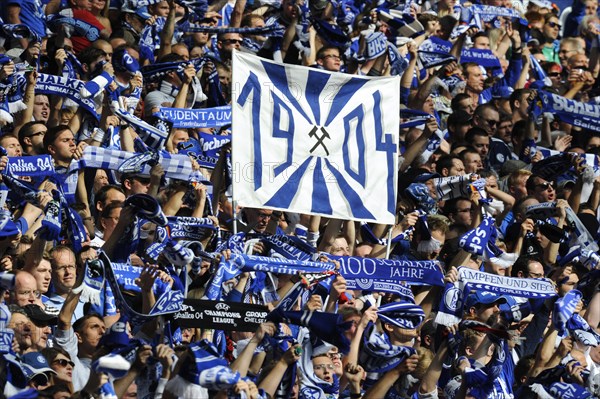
[
  {"x1": 233, "y1": 199, "x2": 238, "y2": 235},
  {"x1": 378, "y1": 226, "x2": 394, "y2": 307}
]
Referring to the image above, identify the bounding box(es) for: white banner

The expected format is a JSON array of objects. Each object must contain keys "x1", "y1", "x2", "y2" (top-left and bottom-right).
[{"x1": 231, "y1": 51, "x2": 400, "y2": 224}]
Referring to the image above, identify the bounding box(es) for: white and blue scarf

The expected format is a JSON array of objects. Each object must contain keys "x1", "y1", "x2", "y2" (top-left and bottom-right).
[
  {"x1": 436, "y1": 267, "x2": 557, "y2": 326},
  {"x1": 156, "y1": 106, "x2": 231, "y2": 129}
]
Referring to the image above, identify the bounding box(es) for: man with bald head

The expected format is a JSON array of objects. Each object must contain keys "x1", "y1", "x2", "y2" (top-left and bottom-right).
[{"x1": 10, "y1": 271, "x2": 42, "y2": 307}]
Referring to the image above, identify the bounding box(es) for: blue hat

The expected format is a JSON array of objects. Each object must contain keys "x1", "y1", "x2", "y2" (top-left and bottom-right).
[
  {"x1": 377, "y1": 301, "x2": 425, "y2": 330},
  {"x1": 0, "y1": 210, "x2": 19, "y2": 237},
  {"x1": 21, "y1": 352, "x2": 56, "y2": 381},
  {"x1": 464, "y1": 291, "x2": 507, "y2": 311}
]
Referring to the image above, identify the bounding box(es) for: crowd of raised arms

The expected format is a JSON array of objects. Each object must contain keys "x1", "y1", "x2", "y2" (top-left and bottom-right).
[{"x1": 0, "y1": 0, "x2": 600, "y2": 398}]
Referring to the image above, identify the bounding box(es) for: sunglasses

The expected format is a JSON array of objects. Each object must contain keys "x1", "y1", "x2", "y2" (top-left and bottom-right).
[
  {"x1": 485, "y1": 119, "x2": 499, "y2": 127},
  {"x1": 548, "y1": 72, "x2": 561, "y2": 77},
  {"x1": 546, "y1": 21, "x2": 561, "y2": 28},
  {"x1": 53, "y1": 358, "x2": 75, "y2": 368},
  {"x1": 223, "y1": 39, "x2": 242, "y2": 44},
  {"x1": 535, "y1": 182, "x2": 555, "y2": 191}
]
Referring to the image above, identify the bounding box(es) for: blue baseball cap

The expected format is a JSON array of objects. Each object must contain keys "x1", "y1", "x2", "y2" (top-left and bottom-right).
[
  {"x1": 464, "y1": 291, "x2": 507, "y2": 311},
  {"x1": 21, "y1": 352, "x2": 56, "y2": 381}
]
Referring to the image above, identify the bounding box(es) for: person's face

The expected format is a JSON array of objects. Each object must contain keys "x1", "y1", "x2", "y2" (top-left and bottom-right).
[
  {"x1": 423, "y1": 95, "x2": 435, "y2": 115},
  {"x1": 101, "y1": 189, "x2": 126, "y2": 212},
  {"x1": 32, "y1": 94, "x2": 50, "y2": 123},
  {"x1": 247, "y1": 209, "x2": 273, "y2": 233},
  {"x1": 51, "y1": 354, "x2": 74, "y2": 383},
  {"x1": 458, "y1": 98, "x2": 475, "y2": 115},
  {"x1": 465, "y1": 65, "x2": 485, "y2": 93},
  {"x1": 52, "y1": 249, "x2": 78, "y2": 293},
  {"x1": 473, "y1": 36, "x2": 490, "y2": 49},
  {"x1": 328, "y1": 349, "x2": 343, "y2": 376},
  {"x1": 472, "y1": 135, "x2": 490, "y2": 158},
  {"x1": 531, "y1": 177, "x2": 556, "y2": 202},
  {"x1": 127, "y1": 176, "x2": 151, "y2": 195},
  {"x1": 172, "y1": 45, "x2": 190, "y2": 61},
  {"x1": 77, "y1": 0, "x2": 92, "y2": 10},
  {"x1": 496, "y1": 120, "x2": 513, "y2": 143},
  {"x1": 453, "y1": 199, "x2": 475, "y2": 227},
  {"x1": 101, "y1": 206, "x2": 122, "y2": 238},
  {"x1": 423, "y1": 229, "x2": 446, "y2": 260},
  {"x1": 181, "y1": 328, "x2": 194, "y2": 343},
  {"x1": 477, "y1": 109, "x2": 500, "y2": 136},
  {"x1": 151, "y1": 1, "x2": 170, "y2": 16},
  {"x1": 559, "y1": 45, "x2": 577, "y2": 67},
  {"x1": 543, "y1": 17, "x2": 561, "y2": 41},
  {"x1": 171, "y1": 130, "x2": 190, "y2": 150},
  {"x1": 585, "y1": 0, "x2": 598, "y2": 15},
  {"x1": 463, "y1": 152, "x2": 482, "y2": 173},
  {"x1": 24, "y1": 124, "x2": 47, "y2": 154},
  {"x1": 93, "y1": 169, "x2": 109, "y2": 193},
  {"x1": 91, "y1": 0, "x2": 106, "y2": 12},
  {"x1": 33, "y1": 259, "x2": 52, "y2": 293},
  {"x1": 190, "y1": 46, "x2": 204, "y2": 59},
  {"x1": 14, "y1": 275, "x2": 40, "y2": 307},
  {"x1": 217, "y1": 66, "x2": 231, "y2": 90},
  {"x1": 526, "y1": 261, "x2": 544, "y2": 278},
  {"x1": 510, "y1": 175, "x2": 529, "y2": 200},
  {"x1": 312, "y1": 356, "x2": 335, "y2": 383},
  {"x1": 9, "y1": 313, "x2": 33, "y2": 350},
  {"x1": 547, "y1": 65, "x2": 562, "y2": 86},
  {"x1": 587, "y1": 136, "x2": 600, "y2": 151},
  {"x1": 449, "y1": 159, "x2": 466, "y2": 176},
  {"x1": 330, "y1": 237, "x2": 350, "y2": 256},
  {"x1": 95, "y1": 42, "x2": 113, "y2": 63},
  {"x1": 76, "y1": 316, "x2": 106, "y2": 350},
  {"x1": 343, "y1": 315, "x2": 360, "y2": 342},
  {"x1": 282, "y1": 0, "x2": 299, "y2": 20},
  {"x1": 2, "y1": 136, "x2": 22, "y2": 157},
  {"x1": 32, "y1": 324, "x2": 52, "y2": 350},
  {"x1": 558, "y1": 268, "x2": 579, "y2": 296},
  {"x1": 568, "y1": 54, "x2": 589, "y2": 70},
  {"x1": 317, "y1": 49, "x2": 342, "y2": 72},
  {"x1": 49, "y1": 130, "x2": 76, "y2": 163},
  {"x1": 122, "y1": 382, "x2": 138, "y2": 398},
  {"x1": 219, "y1": 33, "x2": 242, "y2": 55},
  {"x1": 476, "y1": 301, "x2": 501, "y2": 322}
]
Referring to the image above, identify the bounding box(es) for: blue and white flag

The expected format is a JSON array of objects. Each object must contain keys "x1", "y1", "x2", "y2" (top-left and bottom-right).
[
  {"x1": 535, "y1": 91, "x2": 600, "y2": 131},
  {"x1": 232, "y1": 51, "x2": 400, "y2": 224},
  {"x1": 5, "y1": 156, "x2": 54, "y2": 178},
  {"x1": 156, "y1": 106, "x2": 231, "y2": 129},
  {"x1": 35, "y1": 74, "x2": 100, "y2": 120}
]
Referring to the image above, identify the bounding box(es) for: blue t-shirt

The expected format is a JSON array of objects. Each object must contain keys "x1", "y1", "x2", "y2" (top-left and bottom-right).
[{"x1": 6, "y1": 0, "x2": 46, "y2": 38}]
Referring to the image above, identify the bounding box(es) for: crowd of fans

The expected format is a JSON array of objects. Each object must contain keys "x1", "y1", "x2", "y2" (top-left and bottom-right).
[{"x1": 0, "y1": 0, "x2": 600, "y2": 398}]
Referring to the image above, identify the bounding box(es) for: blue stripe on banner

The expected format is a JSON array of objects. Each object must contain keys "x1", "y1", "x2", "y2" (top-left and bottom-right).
[
  {"x1": 265, "y1": 157, "x2": 313, "y2": 209},
  {"x1": 325, "y1": 79, "x2": 369, "y2": 126},
  {"x1": 372, "y1": 90, "x2": 397, "y2": 215},
  {"x1": 342, "y1": 105, "x2": 366, "y2": 187},
  {"x1": 311, "y1": 158, "x2": 332, "y2": 214},
  {"x1": 261, "y1": 61, "x2": 312, "y2": 124},
  {"x1": 272, "y1": 93, "x2": 295, "y2": 177},
  {"x1": 305, "y1": 70, "x2": 330, "y2": 125},
  {"x1": 236, "y1": 71, "x2": 263, "y2": 190},
  {"x1": 324, "y1": 159, "x2": 375, "y2": 220}
]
